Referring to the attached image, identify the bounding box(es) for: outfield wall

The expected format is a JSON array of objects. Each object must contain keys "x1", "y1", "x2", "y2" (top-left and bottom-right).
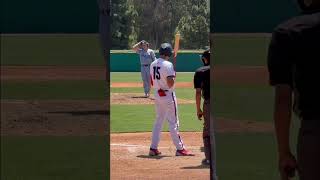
[{"x1": 111, "y1": 53, "x2": 203, "y2": 72}]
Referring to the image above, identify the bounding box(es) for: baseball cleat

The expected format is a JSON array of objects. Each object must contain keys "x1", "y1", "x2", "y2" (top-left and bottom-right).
[
  {"x1": 176, "y1": 149, "x2": 195, "y2": 156},
  {"x1": 149, "y1": 148, "x2": 161, "y2": 156}
]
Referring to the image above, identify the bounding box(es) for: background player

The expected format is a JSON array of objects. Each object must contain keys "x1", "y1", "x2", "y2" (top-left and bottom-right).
[
  {"x1": 194, "y1": 50, "x2": 217, "y2": 180},
  {"x1": 268, "y1": 0, "x2": 320, "y2": 179},
  {"x1": 149, "y1": 43, "x2": 194, "y2": 156},
  {"x1": 132, "y1": 40, "x2": 156, "y2": 97}
]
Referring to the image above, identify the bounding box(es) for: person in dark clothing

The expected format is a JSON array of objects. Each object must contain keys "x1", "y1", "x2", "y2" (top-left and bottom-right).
[
  {"x1": 268, "y1": 1, "x2": 320, "y2": 179},
  {"x1": 194, "y1": 50, "x2": 217, "y2": 180}
]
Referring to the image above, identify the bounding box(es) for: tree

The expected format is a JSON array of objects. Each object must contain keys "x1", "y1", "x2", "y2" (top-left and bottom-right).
[
  {"x1": 110, "y1": 0, "x2": 209, "y2": 50},
  {"x1": 126, "y1": 0, "x2": 139, "y2": 47},
  {"x1": 176, "y1": 0, "x2": 210, "y2": 49},
  {"x1": 111, "y1": 0, "x2": 138, "y2": 49},
  {"x1": 128, "y1": 0, "x2": 187, "y2": 49}
]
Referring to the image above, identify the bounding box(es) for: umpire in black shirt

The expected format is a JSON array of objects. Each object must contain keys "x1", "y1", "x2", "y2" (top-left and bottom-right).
[
  {"x1": 268, "y1": 0, "x2": 320, "y2": 179},
  {"x1": 194, "y1": 50, "x2": 217, "y2": 180}
]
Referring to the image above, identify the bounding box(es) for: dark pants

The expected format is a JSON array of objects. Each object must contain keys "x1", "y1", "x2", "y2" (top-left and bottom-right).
[
  {"x1": 98, "y1": 3, "x2": 110, "y2": 81},
  {"x1": 297, "y1": 120, "x2": 320, "y2": 180},
  {"x1": 203, "y1": 99, "x2": 210, "y2": 160},
  {"x1": 203, "y1": 99, "x2": 218, "y2": 180}
]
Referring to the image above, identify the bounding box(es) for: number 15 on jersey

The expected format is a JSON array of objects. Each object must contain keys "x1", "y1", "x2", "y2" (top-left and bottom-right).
[{"x1": 153, "y1": 66, "x2": 161, "y2": 80}]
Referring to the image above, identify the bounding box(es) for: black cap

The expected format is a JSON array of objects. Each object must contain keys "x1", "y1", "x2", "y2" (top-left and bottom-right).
[
  {"x1": 159, "y1": 43, "x2": 173, "y2": 57},
  {"x1": 202, "y1": 49, "x2": 210, "y2": 61}
]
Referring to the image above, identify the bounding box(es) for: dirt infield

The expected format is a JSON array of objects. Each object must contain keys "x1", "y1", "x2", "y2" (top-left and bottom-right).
[
  {"x1": 111, "y1": 119, "x2": 273, "y2": 180},
  {"x1": 111, "y1": 132, "x2": 209, "y2": 180},
  {"x1": 1, "y1": 65, "x2": 267, "y2": 84}
]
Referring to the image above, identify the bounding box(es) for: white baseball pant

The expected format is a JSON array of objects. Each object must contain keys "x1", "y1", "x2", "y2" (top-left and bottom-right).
[{"x1": 150, "y1": 92, "x2": 185, "y2": 150}]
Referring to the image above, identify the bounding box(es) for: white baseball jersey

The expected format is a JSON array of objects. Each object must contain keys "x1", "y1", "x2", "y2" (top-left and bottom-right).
[
  {"x1": 150, "y1": 58, "x2": 176, "y2": 98},
  {"x1": 149, "y1": 57, "x2": 185, "y2": 151}
]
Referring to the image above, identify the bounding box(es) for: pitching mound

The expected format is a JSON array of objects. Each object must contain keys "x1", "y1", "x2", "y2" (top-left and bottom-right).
[
  {"x1": 111, "y1": 132, "x2": 210, "y2": 180},
  {"x1": 111, "y1": 93, "x2": 195, "y2": 105}
]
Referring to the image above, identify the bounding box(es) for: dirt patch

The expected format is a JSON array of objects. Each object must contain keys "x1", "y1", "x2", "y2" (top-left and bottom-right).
[
  {"x1": 111, "y1": 132, "x2": 210, "y2": 180},
  {"x1": 111, "y1": 93, "x2": 194, "y2": 105},
  {"x1": 1, "y1": 66, "x2": 106, "y2": 80},
  {"x1": 1, "y1": 100, "x2": 109, "y2": 136}
]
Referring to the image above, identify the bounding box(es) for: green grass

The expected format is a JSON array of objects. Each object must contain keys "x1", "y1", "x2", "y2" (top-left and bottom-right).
[
  {"x1": 1, "y1": 35, "x2": 104, "y2": 66},
  {"x1": 111, "y1": 72, "x2": 194, "y2": 82},
  {"x1": 111, "y1": 84, "x2": 274, "y2": 124},
  {"x1": 213, "y1": 84, "x2": 274, "y2": 122},
  {"x1": 111, "y1": 104, "x2": 201, "y2": 133},
  {"x1": 111, "y1": 87, "x2": 199, "y2": 133},
  {"x1": 1, "y1": 80, "x2": 107, "y2": 100},
  {"x1": 215, "y1": 133, "x2": 278, "y2": 179},
  {"x1": 1, "y1": 136, "x2": 109, "y2": 180},
  {"x1": 110, "y1": 83, "x2": 274, "y2": 133},
  {"x1": 213, "y1": 35, "x2": 270, "y2": 66},
  {"x1": 216, "y1": 133, "x2": 283, "y2": 180}
]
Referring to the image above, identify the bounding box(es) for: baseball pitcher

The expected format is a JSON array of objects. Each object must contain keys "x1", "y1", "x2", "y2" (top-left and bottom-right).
[
  {"x1": 132, "y1": 40, "x2": 156, "y2": 97},
  {"x1": 149, "y1": 43, "x2": 194, "y2": 156}
]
